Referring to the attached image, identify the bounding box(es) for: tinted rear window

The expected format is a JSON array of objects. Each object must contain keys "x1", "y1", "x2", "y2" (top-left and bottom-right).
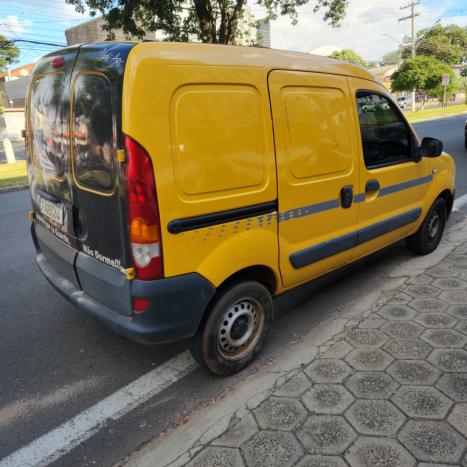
[
  {"x1": 72, "y1": 73, "x2": 115, "y2": 192},
  {"x1": 29, "y1": 72, "x2": 68, "y2": 178}
]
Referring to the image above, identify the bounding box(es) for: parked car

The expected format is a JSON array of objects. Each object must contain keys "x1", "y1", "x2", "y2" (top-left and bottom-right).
[
  {"x1": 26, "y1": 43, "x2": 456, "y2": 375},
  {"x1": 397, "y1": 96, "x2": 408, "y2": 108}
]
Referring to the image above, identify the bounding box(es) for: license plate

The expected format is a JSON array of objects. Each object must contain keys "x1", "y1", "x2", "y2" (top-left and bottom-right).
[{"x1": 40, "y1": 196, "x2": 64, "y2": 225}]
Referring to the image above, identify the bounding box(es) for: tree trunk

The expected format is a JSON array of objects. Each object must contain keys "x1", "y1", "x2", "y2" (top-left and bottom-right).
[
  {"x1": 420, "y1": 93, "x2": 426, "y2": 110},
  {"x1": 193, "y1": 0, "x2": 216, "y2": 43},
  {"x1": 226, "y1": 0, "x2": 244, "y2": 45},
  {"x1": 193, "y1": 0, "x2": 245, "y2": 45},
  {"x1": 218, "y1": 1, "x2": 229, "y2": 43}
]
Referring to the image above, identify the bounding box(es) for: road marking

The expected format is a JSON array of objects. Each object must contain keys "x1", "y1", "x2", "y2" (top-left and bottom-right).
[
  {"x1": 0, "y1": 351, "x2": 197, "y2": 467},
  {"x1": 454, "y1": 193, "x2": 467, "y2": 210}
]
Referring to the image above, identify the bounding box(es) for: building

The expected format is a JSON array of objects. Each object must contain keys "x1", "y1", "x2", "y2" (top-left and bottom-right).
[
  {"x1": 65, "y1": 16, "x2": 153, "y2": 45},
  {"x1": 257, "y1": 18, "x2": 271, "y2": 48},
  {"x1": 0, "y1": 62, "x2": 36, "y2": 109},
  {"x1": 369, "y1": 64, "x2": 399, "y2": 91}
]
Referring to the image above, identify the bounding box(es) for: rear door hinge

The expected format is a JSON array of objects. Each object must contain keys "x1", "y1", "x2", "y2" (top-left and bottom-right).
[
  {"x1": 125, "y1": 267, "x2": 136, "y2": 280},
  {"x1": 117, "y1": 149, "x2": 127, "y2": 163}
]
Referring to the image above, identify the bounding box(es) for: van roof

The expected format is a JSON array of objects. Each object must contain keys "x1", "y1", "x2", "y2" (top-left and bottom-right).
[{"x1": 124, "y1": 42, "x2": 378, "y2": 83}]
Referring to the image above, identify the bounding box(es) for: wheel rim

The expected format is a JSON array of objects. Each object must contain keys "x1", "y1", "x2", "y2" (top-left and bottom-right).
[
  {"x1": 217, "y1": 298, "x2": 265, "y2": 361},
  {"x1": 426, "y1": 209, "x2": 441, "y2": 241}
]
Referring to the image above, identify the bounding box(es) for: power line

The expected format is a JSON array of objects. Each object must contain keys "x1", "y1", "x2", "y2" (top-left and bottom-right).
[{"x1": 0, "y1": 38, "x2": 66, "y2": 47}]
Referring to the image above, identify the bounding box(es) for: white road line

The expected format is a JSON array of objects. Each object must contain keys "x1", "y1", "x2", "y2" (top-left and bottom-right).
[
  {"x1": 454, "y1": 193, "x2": 467, "y2": 210},
  {"x1": 0, "y1": 351, "x2": 197, "y2": 467}
]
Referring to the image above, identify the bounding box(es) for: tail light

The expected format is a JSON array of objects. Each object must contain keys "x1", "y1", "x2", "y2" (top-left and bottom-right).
[{"x1": 125, "y1": 136, "x2": 163, "y2": 280}]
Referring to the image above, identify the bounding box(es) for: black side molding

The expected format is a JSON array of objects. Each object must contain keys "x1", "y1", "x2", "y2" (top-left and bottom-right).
[
  {"x1": 290, "y1": 232, "x2": 358, "y2": 269},
  {"x1": 168, "y1": 200, "x2": 278, "y2": 234},
  {"x1": 290, "y1": 208, "x2": 422, "y2": 269}
]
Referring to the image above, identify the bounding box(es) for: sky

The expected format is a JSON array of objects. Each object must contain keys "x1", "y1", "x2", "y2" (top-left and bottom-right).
[{"x1": 0, "y1": 0, "x2": 466, "y2": 68}]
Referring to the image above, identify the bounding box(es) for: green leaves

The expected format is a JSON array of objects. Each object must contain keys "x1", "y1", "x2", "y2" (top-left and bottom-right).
[
  {"x1": 330, "y1": 49, "x2": 367, "y2": 68},
  {"x1": 0, "y1": 35, "x2": 20, "y2": 73},
  {"x1": 400, "y1": 23, "x2": 466, "y2": 65},
  {"x1": 391, "y1": 55, "x2": 455, "y2": 105},
  {"x1": 65, "y1": 0, "x2": 349, "y2": 45}
]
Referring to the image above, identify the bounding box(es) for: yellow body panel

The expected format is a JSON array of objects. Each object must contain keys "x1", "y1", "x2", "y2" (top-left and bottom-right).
[
  {"x1": 122, "y1": 42, "x2": 455, "y2": 295},
  {"x1": 122, "y1": 44, "x2": 279, "y2": 289},
  {"x1": 268, "y1": 71, "x2": 359, "y2": 287}
]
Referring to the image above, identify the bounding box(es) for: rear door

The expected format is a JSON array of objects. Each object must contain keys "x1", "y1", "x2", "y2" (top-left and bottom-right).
[
  {"x1": 28, "y1": 43, "x2": 135, "y2": 315},
  {"x1": 28, "y1": 47, "x2": 81, "y2": 288},
  {"x1": 268, "y1": 70, "x2": 360, "y2": 288},
  {"x1": 70, "y1": 44, "x2": 134, "y2": 315}
]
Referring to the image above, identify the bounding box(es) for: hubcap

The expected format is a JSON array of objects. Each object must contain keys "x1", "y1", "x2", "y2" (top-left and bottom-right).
[
  {"x1": 427, "y1": 212, "x2": 440, "y2": 239},
  {"x1": 217, "y1": 298, "x2": 264, "y2": 361}
]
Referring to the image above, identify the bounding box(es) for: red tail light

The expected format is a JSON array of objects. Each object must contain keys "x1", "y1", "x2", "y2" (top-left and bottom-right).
[{"x1": 125, "y1": 136, "x2": 163, "y2": 280}]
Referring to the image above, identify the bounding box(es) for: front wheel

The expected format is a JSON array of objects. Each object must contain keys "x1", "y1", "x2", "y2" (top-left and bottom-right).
[
  {"x1": 406, "y1": 197, "x2": 447, "y2": 255},
  {"x1": 189, "y1": 281, "x2": 274, "y2": 376}
]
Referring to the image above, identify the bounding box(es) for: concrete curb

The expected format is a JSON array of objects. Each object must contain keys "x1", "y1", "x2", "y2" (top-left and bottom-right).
[
  {"x1": 125, "y1": 210, "x2": 467, "y2": 467},
  {"x1": 0, "y1": 184, "x2": 28, "y2": 194}
]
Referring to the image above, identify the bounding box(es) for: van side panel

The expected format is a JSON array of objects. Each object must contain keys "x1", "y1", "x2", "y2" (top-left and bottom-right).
[
  {"x1": 269, "y1": 70, "x2": 360, "y2": 288},
  {"x1": 348, "y1": 77, "x2": 432, "y2": 261},
  {"x1": 122, "y1": 44, "x2": 280, "y2": 289}
]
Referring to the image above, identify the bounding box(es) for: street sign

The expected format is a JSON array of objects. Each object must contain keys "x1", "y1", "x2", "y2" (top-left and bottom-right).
[{"x1": 442, "y1": 74, "x2": 450, "y2": 86}]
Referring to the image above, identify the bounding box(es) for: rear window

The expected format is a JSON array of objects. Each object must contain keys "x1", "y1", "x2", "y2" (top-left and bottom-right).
[
  {"x1": 72, "y1": 73, "x2": 115, "y2": 193},
  {"x1": 29, "y1": 72, "x2": 68, "y2": 178}
]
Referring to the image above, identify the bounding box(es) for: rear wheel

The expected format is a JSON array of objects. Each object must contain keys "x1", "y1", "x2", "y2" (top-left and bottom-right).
[
  {"x1": 406, "y1": 197, "x2": 447, "y2": 255},
  {"x1": 189, "y1": 281, "x2": 274, "y2": 376}
]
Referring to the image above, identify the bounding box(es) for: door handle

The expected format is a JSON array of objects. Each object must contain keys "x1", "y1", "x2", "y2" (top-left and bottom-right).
[
  {"x1": 340, "y1": 185, "x2": 353, "y2": 209},
  {"x1": 365, "y1": 179, "x2": 380, "y2": 193}
]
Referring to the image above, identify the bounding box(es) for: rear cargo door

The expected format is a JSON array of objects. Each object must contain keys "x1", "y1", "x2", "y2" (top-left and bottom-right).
[
  {"x1": 70, "y1": 44, "x2": 134, "y2": 315},
  {"x1": 29, "y1": 44, "x2": 135, "y2": 315},
  {"x1": 28, "y1": 47, "x2": 81, "y2": 288}
]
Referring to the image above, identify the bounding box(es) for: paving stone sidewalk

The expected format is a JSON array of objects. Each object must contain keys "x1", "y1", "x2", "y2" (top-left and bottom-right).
[{"x1": 129, "y1": 213, "x2": 467, "y2": 467}]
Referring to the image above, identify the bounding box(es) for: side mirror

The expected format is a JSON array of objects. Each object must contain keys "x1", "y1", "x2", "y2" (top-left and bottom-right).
[{"x1": 420, "y1": 137, "x2": 443, "y2": 158}]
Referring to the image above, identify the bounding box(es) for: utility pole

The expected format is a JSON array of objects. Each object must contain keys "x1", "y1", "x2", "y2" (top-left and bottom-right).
[{"x1": 399, "y1": 1, "x2": 420, "y2": 112}]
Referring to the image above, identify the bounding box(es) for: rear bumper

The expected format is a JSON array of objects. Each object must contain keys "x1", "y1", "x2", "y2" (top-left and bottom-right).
[{"x1": 33, "y1": 227, "x2": 216, "y2": 344}]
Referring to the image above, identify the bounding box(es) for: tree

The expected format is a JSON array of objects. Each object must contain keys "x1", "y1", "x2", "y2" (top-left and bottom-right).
[
  {"x1": 402, "y1": 23, "x2": 466, "y2": 65},
  {"x1": 0, "y1": 35, "x2": 20, "y2": 73},
  {"x1": 428, "y1": 75, "x2": 459, "y2": 105},
  {"x1": 459, "y1": 76, "x2": 467, "y2": 105},
  {"x1": 66, "y1": 0, "x2": 349, "y2": 45},
  {"x1": 380, "y1": 49, "x2": 400, "y2": 66},
  {"x1": 391, "y1": 55, "x2": 454, "y2": 110},
  {"x1": 330, "y1": 49, "x2": 367, "y2": 68}
]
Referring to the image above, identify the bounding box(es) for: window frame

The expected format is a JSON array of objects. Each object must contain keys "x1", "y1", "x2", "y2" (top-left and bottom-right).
[
  {"x1": 70, "y1": 71, "x2": 117, "y2": 197},
  {"x1": 355, "y1": 89, "x2": 418, "y2": 170}
]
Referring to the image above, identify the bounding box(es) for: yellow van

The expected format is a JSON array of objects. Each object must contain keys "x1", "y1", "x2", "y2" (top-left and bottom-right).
[{"x1": 27, "y1": 42, "x2": 455, "y2": 375}]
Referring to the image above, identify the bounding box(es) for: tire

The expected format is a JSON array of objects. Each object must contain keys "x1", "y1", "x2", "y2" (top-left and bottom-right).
[
  {"x1": 189, "y1": 281, "x2": 274, "y2": 376},
  {"x1": 406, "y1": 197, "x2": 447, "y2": 255}
]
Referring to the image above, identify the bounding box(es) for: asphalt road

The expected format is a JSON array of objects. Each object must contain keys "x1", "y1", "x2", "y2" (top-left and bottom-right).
[
  {"x1": 0, "y1": 114, "x2": 466, "y2": 467},
  {"x1": 412, "y1": 114, "x2": 467, "y2": 197}
]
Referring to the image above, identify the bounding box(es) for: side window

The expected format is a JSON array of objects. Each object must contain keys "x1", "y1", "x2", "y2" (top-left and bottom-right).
[
  {"x1": 29, "y1": 73, "x2": 67, "y2": 178},
  {"x1": 356, "y1": 91, "x2": 412, "y2": 169},
  {"x1": 72, "y1": 74, "x2": 115, "y2": 192}
]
